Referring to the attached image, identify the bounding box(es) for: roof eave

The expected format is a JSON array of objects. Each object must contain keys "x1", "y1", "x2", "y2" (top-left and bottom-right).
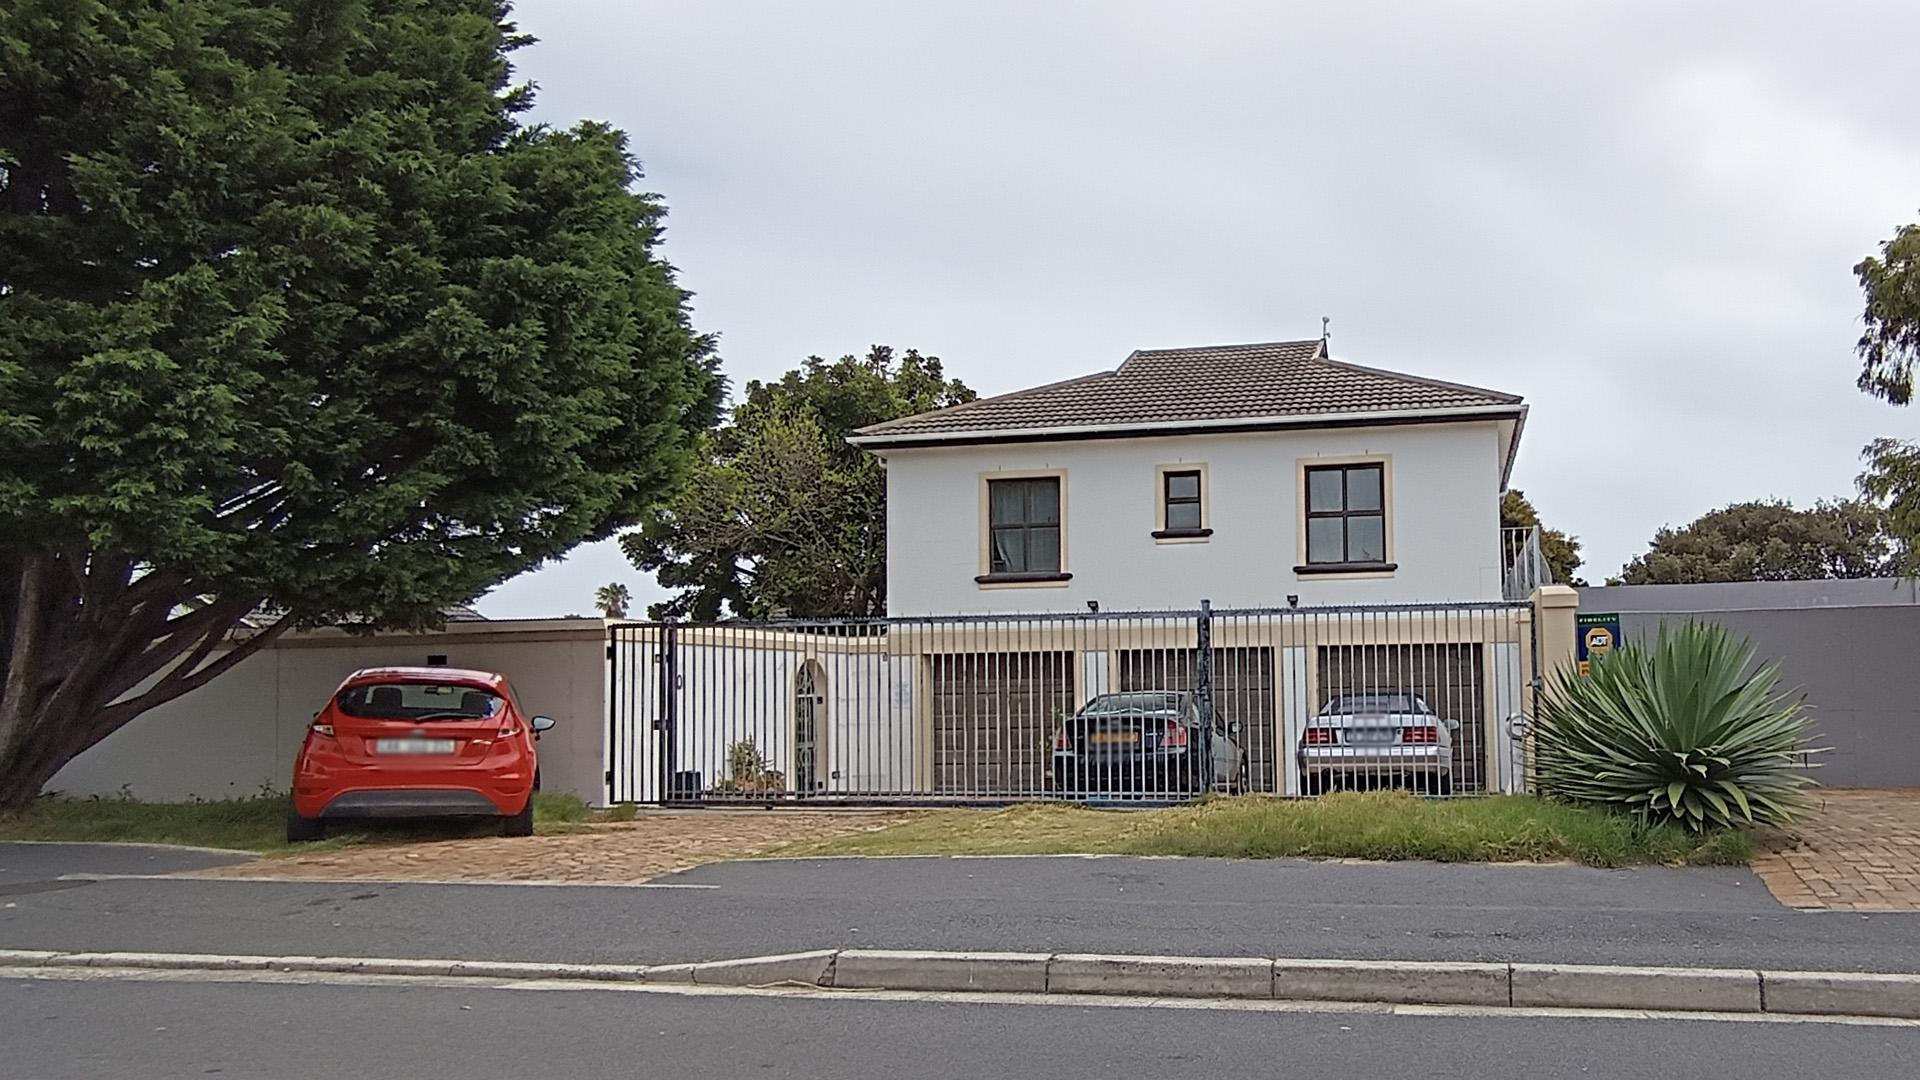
[
  {"x1": 847, "y1": 404, "x2": 1527, "y2": 450},
  {"x1": 1500, "y1": 406, "x2": 1529, "y2": 490}
]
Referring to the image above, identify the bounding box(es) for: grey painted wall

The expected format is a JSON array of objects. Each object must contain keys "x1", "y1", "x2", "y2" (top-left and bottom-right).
[{"x1": 1578, "y1": 583, "x2": 1919, "y2": 788}]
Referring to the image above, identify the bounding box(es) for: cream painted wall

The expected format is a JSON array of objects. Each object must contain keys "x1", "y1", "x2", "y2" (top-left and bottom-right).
[
  {"x1": 881, "y1": 422, "x2": 1507, "y2": 615},
  {"x1": 49, "y1": 620, "x2": 610, "y2": 805}
]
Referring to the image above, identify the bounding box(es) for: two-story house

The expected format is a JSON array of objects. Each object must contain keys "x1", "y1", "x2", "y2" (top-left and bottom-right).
[{"x1": 851, "y1": 338, "x2": 1528, "y2": 615}]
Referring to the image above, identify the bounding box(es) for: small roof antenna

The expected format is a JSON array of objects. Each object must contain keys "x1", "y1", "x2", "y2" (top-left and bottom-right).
[{"x1": 1320, "y1": 316, "x2": 1331, "y2": 351}]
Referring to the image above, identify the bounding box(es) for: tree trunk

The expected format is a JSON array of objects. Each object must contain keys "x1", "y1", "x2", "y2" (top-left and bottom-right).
[{"x1": 0, "y1": 551, "x2": 286, "y2": 813}]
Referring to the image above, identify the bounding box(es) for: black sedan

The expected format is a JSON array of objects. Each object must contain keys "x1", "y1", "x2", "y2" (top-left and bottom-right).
[{"x1": 1050, "y1": 690, "x2": 1245, "y2": 796}]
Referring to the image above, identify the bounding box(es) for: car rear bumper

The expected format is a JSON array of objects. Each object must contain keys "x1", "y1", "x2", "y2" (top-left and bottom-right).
[
  {"x1": 1297, "y1": 746, "x2": 1450, "y2": 772},
  {"x1": 314, "y1": 789, "x2": 512, "y2": 818}
]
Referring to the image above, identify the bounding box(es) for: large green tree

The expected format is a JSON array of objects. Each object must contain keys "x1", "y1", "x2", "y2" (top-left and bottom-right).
[
  {"x1": 626, "y1": 346, "x2": 973, "y2": 619},
  {"x1": 1499, "y1": 489, "x2": 1583, "y2": 585},
  {"x1": 1617, "y1": 500, "x2": 1903, "y2": 584},
  {"x1": 1855, "y1": 221, "x2": 1920, "y2": 557},
  {"x1": 0, "y1": 1, "x2": 720, "y2": 808}
]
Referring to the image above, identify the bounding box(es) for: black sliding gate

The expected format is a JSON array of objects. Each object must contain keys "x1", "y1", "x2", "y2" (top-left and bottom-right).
[{"x1": 606, "y1": 601, "x2": 1537, "y2": 805}]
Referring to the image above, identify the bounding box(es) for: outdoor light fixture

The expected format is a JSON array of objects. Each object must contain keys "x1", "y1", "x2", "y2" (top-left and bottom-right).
[
  {"x1": 1286, "y1": 595, "x2": 1300, "y2": 608},
  {"x1": 1086, "y1": 599, "x2": 1100, "y2": 613}
]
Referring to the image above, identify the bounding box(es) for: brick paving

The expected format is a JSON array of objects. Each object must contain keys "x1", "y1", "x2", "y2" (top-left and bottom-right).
[
  {"x1": 187, "y1": 810, "x2": 915, "y2": 885},
  {"x1": 1752, "y1": 788, "x2": 1920, "y2": 911}
]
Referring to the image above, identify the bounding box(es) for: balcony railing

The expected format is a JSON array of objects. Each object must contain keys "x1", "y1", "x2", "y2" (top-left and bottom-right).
[{"x1": 1501, "y1": 525, "x2": 1552, "y2": 601}]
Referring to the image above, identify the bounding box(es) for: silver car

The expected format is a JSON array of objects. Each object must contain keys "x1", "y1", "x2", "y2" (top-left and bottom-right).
[{"x1": 1297, "y1": 693, "x2": 1457, "y2": 796}]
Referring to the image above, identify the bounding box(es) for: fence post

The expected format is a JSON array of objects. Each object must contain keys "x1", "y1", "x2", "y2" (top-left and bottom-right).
[
  {"x1": 1195, "y1": 598, "x2": 1215, "y2": 729},
  {"x1": 657, "y1": 622, "x2": 679, "y2": 800}
]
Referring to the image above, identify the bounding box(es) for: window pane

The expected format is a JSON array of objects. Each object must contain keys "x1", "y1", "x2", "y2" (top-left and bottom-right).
[
  {"x1": 991, "y1": 527, "x2": 1023, "y2": 572},
  {"x1": 1346, "y1": 466, "x2": 1383, "y2": 512},
  {"x1": 1307, "y1": 468, "x2": 1344, "y2": 512},
  {"x1": 1307, "y1": 517, "x2": 1345, "y2": 563},
  {"x1": 1166, "y1": 472, "x2": 1200, "y2": 500},
  {"x1": 1027, "y1": 526, "x2": 1061, "y2": 572},
  {"x1": 1166, "y1": 501, "x2": 1202, "y2": 531},
  {"x1": 1026, "y1": 478, "x2": 1060, "y2": 525},
  {"x1": 989, "y1": 481, "x2": 1026, "y2": 526},
  {"x1": 1349, "y1": 514, "x2": 1386, "y2": 562}
]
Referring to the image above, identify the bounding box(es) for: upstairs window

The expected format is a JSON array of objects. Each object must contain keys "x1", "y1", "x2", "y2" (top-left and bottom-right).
[
  {"x1": 1152, "y1": 464, "x2": 1211, "y2": 541},
  {"x1": 1304, "y1": 463, "x2": 1388, "y2": 566},
  {"x1": 986, "y1": 477, "x2": 1062, "y2": 576},
  {"x1": 1163, "y1": 470, "x2": 1202, "y2": 531}
]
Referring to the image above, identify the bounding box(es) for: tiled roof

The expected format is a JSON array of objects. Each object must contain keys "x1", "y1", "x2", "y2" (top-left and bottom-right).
[{"x1": 852, "y1": 339, "x2": 1522, "y2": 444}]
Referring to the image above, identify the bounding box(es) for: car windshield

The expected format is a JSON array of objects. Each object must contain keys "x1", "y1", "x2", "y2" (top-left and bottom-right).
[
  {"x1": 1081, "y1": 692, "x2": 1184, "y2": 716},
  {"x1": 1321, "y1": 693, "x2": 1429, "y2": 715},
  {"x1": 336, "y1": 682, "x2": 502, "y2": 721}
]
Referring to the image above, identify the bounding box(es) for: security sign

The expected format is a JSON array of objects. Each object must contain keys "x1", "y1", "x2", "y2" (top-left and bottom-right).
[{"x1": 1576, "y1": 613, "x2": 1621, "y2": 677}]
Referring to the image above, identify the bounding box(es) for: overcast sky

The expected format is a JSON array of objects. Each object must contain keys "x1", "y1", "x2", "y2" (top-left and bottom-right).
[{"x1": 478, "y1": 0, "x2": 1920, "y2": 618}]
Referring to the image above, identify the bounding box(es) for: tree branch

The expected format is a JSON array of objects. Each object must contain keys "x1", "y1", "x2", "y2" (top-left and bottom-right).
[{"x1": 100, "y1": 614, "x2": 294, "y2": 727}]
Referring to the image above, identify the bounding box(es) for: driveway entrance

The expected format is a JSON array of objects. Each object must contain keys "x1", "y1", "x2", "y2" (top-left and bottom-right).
[{"x1": 1753, "y1": 789, "x2": 1920, "y2": 911}]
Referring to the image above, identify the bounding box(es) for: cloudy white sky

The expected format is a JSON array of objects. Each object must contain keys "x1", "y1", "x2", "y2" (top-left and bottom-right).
[{"x1": 479, "y1": 0, "x2": 1920, "y2": 618}]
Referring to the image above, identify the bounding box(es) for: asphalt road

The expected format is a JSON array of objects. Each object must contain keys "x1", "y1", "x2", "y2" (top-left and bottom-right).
[
  {"x1": 5, "y1": 973, "x2": 1918, "y2": 1080},
  {"x1": 5, "y1": 844, "x2": 1920, "y2": 971},
  {"x1": 0, "y1": 842, "x2": 245, "y2": 888}
]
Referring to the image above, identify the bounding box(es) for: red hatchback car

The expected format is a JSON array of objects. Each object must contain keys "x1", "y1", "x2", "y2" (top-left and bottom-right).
[{"x1": 287, "y1": 667, "x2": 555, "y2": 842}]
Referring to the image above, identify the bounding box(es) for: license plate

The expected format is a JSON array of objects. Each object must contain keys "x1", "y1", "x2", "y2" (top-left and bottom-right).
[
  {"x1": 1346, "y1": 730, "x2": 1395, "y2": 745},
  {"x1": 1089, "y1": 732, "x2": 1139, "y2": 745},
  {"x1": 373, "y1": 738, "x2": 456, "y2": 755}
]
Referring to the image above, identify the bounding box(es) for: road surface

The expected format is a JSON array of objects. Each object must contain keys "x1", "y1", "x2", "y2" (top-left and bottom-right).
[{"x1": 3, "y1": 969, "x2": 1917, "y2": 1080}]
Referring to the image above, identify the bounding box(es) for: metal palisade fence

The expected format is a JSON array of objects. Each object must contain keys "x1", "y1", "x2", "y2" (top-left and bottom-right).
[{"x1": 606, "y1": 600, "x2": 1539, "y2": 805}]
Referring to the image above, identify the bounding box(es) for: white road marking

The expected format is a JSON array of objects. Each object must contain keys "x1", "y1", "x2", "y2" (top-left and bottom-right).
[{"x1": 53, "y1": 872, "x2": 717, "y2": 889}]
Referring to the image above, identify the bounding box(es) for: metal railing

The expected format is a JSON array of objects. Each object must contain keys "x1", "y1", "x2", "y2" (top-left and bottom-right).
[
  {"x1": 1501, "y1": 526, "x2": 1552, "y2": 601},
  {"x1": 606, "y1": 600, "x2": 1538, "y2": 806}
]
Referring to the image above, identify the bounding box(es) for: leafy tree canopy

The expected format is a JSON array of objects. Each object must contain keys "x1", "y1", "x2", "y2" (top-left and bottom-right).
[
  {"x1": 1854, "y1": 220, "x2": 1920, "y2": 566},
  {"x1": 1499, "y1": 490, "x2": 1584, "y2": 585},
  {"x1": 625, "y1": 346, "x2": 973, "y2": 619},
  {"x1": 1855, "y1": 220, "x2": 1920, "y2": 405},
  {"x1": 0, "y1": 0, "x2": 719, "y2": 807},
  {"x1": 1617, "y1": 499, "x2": 1906, "y2": 585}
]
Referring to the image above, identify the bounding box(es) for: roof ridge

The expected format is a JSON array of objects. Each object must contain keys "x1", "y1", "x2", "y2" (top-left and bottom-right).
[
  {"x1": 1313, "y1": 355, "x2": 1523, "y2": 404},
  {"x1": 1125, "y1": 337, "x2": 1323, "y2": 359},
  {"x1": 854, "y1": 368, "x2": 1118, "y2": 435}
]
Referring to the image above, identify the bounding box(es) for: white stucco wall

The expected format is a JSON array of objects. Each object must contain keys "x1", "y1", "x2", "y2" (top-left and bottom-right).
[
  {"x1": 881, "y1": 422, "x2": 1507, "y2": 615},
  {"x1": 49, "y1": 620, "x2": 610, "y2": 805}
]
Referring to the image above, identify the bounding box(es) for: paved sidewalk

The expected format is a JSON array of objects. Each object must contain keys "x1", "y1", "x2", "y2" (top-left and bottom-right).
[
  {"x1": 188, "y1": 810, "x2": 912, "y2": 884},
  {"x1": 1753, "y1": 789, "x2": 1920, "y2": 911}
]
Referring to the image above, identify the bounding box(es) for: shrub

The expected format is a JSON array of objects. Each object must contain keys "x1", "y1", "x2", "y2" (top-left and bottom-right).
[{"x1": 1534, "y1": 621, "x2": 1819, "y2": 831}]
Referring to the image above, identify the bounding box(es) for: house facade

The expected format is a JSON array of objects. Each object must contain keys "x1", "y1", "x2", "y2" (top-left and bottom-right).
[{"x1": 851, "y1": 339, "x2": 1528, "y2": 614}]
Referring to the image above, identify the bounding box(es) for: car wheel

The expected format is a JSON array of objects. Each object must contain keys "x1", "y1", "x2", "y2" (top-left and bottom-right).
[
  {"x1": 285, "y1": 811, "x2": 325, "y2": 843},
  {"x1": 1300, "y1": 773, "x2": 1326, "y2": 797},
  {"x1": 1434, "y1": 774, "x2": 1454, "y2": 798},
  {"x1": 501, "y1": 795, "x2": 535, "y2": 837}
]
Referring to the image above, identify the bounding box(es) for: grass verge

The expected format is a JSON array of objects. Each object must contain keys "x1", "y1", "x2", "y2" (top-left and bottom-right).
[
  {"x1": 768, "y1": 792, "x2": 1755, "y2": 868},
  {"x1": 0, "y1": 791, "x2": 594, "y2": 854}
]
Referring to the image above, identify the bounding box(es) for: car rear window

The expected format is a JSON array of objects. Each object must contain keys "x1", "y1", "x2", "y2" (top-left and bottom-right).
[
  {"x1": 1081, "y1": 692, "x2": 1184, "y2": 715},
  {"x1": 336, "y1": 682, "x2": 503, "y2": 721},
  {"x1": 1322, "y1": 694, "x2": 1429, "y2": 715}
]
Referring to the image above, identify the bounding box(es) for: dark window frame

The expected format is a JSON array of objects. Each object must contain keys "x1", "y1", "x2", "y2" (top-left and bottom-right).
[
  {"x1": 1153, "y1": 468, "x2": 1212, "y2": 539},
  {"x1": 1298, "y1": 462, "x2": 1395, "y2": 573},
  {"x1": 978, "y1": 476, "x2": 1070, "y2": 583}
]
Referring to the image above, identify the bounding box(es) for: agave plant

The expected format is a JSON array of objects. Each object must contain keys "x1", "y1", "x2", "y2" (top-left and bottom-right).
[{"x1": 1534, "y1": 621, "x2": 1819, "y2": 831}]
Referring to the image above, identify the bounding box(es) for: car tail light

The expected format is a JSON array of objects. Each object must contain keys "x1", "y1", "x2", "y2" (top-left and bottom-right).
[
  {"x1": 1162, "y1": 721, "x2": 1190, "y2": 748},
  {"x1": 1302, "y1": 728, "x2": 1337, "y2": 745},
  {"x1": 497, "y1": 727, "x2": 521, "y2": 739},
  {"x1": 1053, "y1": 725, "x2": 1072, "y2": 750},
  {"x1": 309, "y1": 723, "x2": 335, "y2": 738},
  {"x1": 1402, "y1": 726, "x2": 1440, "y2": 744}
]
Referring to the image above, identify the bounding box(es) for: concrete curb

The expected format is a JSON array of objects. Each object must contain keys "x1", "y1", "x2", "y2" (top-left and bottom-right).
[{"x1": 5, "y1": 947, "x2": 1919, "y2": 1019}]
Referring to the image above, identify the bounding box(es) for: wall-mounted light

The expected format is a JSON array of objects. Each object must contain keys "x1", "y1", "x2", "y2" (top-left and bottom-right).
[
  {"x1": 1086, "y1": 599, "x2": 1100, "y2": 613},
  {"x1": 1286, "y1": 595, "x2": 1300, "y2": 608},
  {"x1": 427, "y1": 654, "x2": 449, "y2": 666}
]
